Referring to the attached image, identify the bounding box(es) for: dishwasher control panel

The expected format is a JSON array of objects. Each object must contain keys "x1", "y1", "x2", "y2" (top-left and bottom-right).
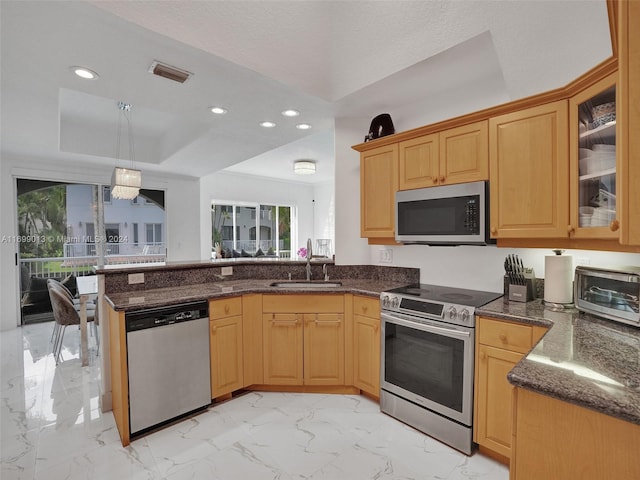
[{"x1": 125, "y1": 301, "x2": 208, "y2": 332}]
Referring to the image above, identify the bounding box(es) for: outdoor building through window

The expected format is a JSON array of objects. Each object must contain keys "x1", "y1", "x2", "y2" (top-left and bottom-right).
[{"x1": 211, "y1": 202, "x2": 292, "y2": 258}]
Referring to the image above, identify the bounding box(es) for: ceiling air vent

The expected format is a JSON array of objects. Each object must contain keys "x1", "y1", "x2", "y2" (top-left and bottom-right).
[{"x1": 148, "y1": 60, "x2": 192, "y2": 84}]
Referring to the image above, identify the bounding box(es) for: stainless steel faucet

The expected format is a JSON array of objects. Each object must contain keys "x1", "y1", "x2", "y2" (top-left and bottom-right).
[{"x1": 305, "y1": 237, "x2": 312, "y2": 281}]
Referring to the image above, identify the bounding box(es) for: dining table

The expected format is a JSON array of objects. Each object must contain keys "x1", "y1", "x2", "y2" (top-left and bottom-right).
[{"x1": 76, "y1": 275, "x2": 98, "y2": 367}]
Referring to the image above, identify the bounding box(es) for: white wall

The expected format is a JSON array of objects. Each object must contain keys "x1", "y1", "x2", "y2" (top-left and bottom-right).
[
  {"x1": 313, "y1": 181, "x2": 335, "y2": 257},
  {"x1": 0, "y1": 153, "x2": 200, "y2": 331},
  {"x1": 199, "y1": 172, "x2": 318, "y2": 261}
]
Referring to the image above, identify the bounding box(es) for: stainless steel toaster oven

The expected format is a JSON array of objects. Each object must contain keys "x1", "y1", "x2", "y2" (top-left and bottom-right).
[{"x1": 574, "y1": 265, "x2": 640, "y2": 328}]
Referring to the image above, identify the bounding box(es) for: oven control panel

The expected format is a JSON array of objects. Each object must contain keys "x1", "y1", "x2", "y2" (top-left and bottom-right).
[{"x1": 381, "y1": 293, "x2": 475, "y2": 327}]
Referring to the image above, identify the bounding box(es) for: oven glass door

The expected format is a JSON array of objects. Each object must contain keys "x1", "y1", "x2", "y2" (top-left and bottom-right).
[{"x1": 381, "y1": 312, "x2": 474, "y2": 425}]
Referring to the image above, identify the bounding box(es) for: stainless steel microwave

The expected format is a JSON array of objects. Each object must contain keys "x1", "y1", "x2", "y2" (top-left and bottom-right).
[
  {"x1": 395, "y1": 181, "x2": 493, "y2": 245},
  {"x1": 574, "y1": 265, "x2": 640, "y2": 328}
]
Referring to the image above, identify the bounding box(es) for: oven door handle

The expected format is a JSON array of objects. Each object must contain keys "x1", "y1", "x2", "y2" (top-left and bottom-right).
[{"x1": 381, "y1": 312, "x2": 471, "y2": 340}]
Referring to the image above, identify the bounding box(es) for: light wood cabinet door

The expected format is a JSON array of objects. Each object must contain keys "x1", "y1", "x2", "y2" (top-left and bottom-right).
[
  {"x1": 399, "y1": 133, "x2": 439, "y2": 190},
  {"x1": 303, "y1": 313, "x2": 345, "y2": 385},
  {"x1": 360, "y1": 143, "x2": 398, "y2": 239},
  {"x1": 512, "y1": 388, "x2": 640, "y2": 480},
  {"x1": 210, "y1": 316, "x2": 243, "y2": 398},
  {"x1": 475, "y1": 343, "x2": 523, "y2": 459},
  {"x1": 489, "y1": 101, "x2": 569, "y2": 238},
  {"x1": 353, "y1": 313, "x2": 380, "y2": 397},
  {"x1": 440, "y1": 120, "x2": 489, "y2": 185},
  {"x1": 398, "y1": 121, "x2": 488, "y2": 190},
  {"x1": 262, "y1": 313, "x2": 303, "y2": 385},
  {"x1": 569, "y1": 72, "x2": 618, "y2": 240},
  {"x1": 618, "y1": 0, "x2": 640, "y2": 246}
]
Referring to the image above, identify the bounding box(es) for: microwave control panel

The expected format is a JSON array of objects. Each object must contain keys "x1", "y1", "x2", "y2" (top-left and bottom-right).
[{"x1": 464, "y1": 199, "x2": 479, "y2": 233}]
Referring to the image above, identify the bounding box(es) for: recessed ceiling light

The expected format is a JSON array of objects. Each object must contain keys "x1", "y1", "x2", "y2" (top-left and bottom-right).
[
  {"x1": 210, "y1": 106, "x2": 228, "y2": 115},
  {"x1": 281, "y1": 109, "x2": 300, "y2": 117},
  {"x1": 70, "y1": 66, "x2": 99, "y2": 80},
  {"x1": 296, "y1": 123, "x2": 312, "y2": 130},
  {"x1": 260, "y1": 121, "x2": 276, "y2": 128}
]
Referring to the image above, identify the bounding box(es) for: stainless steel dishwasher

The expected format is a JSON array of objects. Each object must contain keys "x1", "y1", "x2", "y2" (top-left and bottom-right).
[{"x1": 126, "y1": 301, "x2": 211, "y2": 436}]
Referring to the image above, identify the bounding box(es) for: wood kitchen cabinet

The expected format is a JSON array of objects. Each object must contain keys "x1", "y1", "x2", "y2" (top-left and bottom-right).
[
  {"x1": 569, "y1": 72, "x2": 618, "y2": 240},
  {"x1": 399, "y1": 121, "x2": 488, "y2": 190},
  {"x1": 618, "y1": 0, "x2": 640, "y2": 246},
  {"x1": 262, "y1": 294, "x2": 345, "y2": 386},
  {"x1": 360, "y1": 143, "x2": 398, "y2": 242},
  {"x1": 474, "y1": 316, "x2": 547, "y2": 462},
  {"x1": 511, "y1": 388, "x2": 640, "y2": 480},
  {"x1": 352, "y1": 295, "x2": 381, "y2": 398},
  {"x1": 209, "y1": 297, "x2": 243, "y2": 398},
  {"x1": 489, "y1": 101, "x2": 569, "y2": 239}
]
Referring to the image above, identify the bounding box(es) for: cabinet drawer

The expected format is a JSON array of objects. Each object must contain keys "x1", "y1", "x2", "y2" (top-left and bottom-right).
[
  {"x1": 263, "y1": 294, "x2": 344, "y2": 313},
  {"x1": 209, "y1": 297, "x2": 242, "y2": 320},
  {"x1": 478, "y1": 317, "x2": 534, "y2": 354},
  {"x1": 353, "y1": 295, "x2": 380, "y2": 318}
]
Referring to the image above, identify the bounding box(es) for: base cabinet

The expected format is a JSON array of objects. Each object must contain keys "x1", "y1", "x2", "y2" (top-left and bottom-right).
[
  {"x1": 474, "y1": 316, "x2": 547, "y2": 462},
  {"x1": 352, "y1": 295, "x2": 381, "y2": 397},
  {"x1": 262, "y1": 295, "x2": 345, "y2": 386},
  {"x1": 209, "y1": 297, "x2": 244, "y2": 398},
  {"x1": 511, "y1": 388, "x2": 640, "y2": 480}
]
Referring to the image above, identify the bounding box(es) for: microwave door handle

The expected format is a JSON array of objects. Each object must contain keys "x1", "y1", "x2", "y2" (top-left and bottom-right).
[{"x1": 381, "y1": 313, "x2": 471, "y2": 340}]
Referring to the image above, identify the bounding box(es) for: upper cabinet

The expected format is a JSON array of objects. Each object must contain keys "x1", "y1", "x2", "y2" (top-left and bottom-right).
[
  {"x1": 399, "y1": 121, "x2": 488, "y2": 190},
  {"x1": 569, "y1": 73, "x2": 618, "y2": 239},
  {"x1": 360, "y1": 143, "x2": 398, "y2": 241},
  {"x1": 618, "y1": 0, "x2": 640, "y2": 246},
  {"x1": 489, "y1": 101, "x2": 569, "y2": 239}
]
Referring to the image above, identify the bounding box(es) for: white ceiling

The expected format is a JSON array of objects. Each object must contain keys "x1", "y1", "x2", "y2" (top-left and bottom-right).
[{"x1": 1, "y1": 1, "x2": 612, "y2": 185}]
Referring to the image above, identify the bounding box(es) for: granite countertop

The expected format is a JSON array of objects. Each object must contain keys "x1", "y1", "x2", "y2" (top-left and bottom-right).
[
  {"x1": 104, "y1": 278, "x2": 405, "y2": 312},
  {"x1": 477, "y1": 298, "x2": 640, "y2": 425}
]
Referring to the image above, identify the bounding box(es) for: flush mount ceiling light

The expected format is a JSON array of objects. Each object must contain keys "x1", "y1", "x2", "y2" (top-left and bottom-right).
[
  {"x1": 210, "y1": 106, "x2": 228, "y2": 115},
  {"x1": 260, "y1": 121, "x2": 276, "y2": 128},
  {"x1": 70, "y1": 66, "x2": 99, "y2": 80},
  {"x1": 281, "y1": 109, "x2": 300, "y2": 117},
  {"x1": 111, "y1": 101, "x2": 141, "y2": 200},
  {"x1": 296, "y1": 123, "x2": 312, "y2": 130},
  {"x1": 294, "y1": 160, "x2": 316, "y2": 175}
]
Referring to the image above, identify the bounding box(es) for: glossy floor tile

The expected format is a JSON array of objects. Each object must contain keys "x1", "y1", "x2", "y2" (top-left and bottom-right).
[{"x1": 1, "y1": 322, "x2": 509, "y2": 479}]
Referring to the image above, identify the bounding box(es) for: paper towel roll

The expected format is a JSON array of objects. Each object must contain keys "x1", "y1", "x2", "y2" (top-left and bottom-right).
[{"x1": 544, "y1": 253, "x2": 573, "y2": 304}]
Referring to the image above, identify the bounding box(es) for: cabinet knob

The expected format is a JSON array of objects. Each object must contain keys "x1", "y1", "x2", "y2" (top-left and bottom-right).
[
  {"x1": 490, "y1": 227, "x2": 498, "y2": 235},
  {"x1": 211, "y1": 325, "x2": 217, "y2": 333},
  {"x1": 374, "y1": 323, "x2": 379, "y2": 332},
  {"x1": 224, "y1": 305, "x2": 230, "y2": 314},
  {"x1": 480, "y1": 351, "x2": 486, "y2": 360},
  {"x1": 567, "y1": 225, "x2": 575, "y2": 235},
  {"x1": 439, "y1": 176, "x2": 445, "y2": 183},
  {"x1": 610, "y1": 220, "x2": 620, "y2": 232},
  {"x1": 499, "y1": 333, "x2": 507, "y2": 342}
]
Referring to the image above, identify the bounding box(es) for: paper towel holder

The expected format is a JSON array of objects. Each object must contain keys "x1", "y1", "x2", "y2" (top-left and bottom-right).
[{"x1": 543, "y1": 249, "x2": 574, "y2": 308}]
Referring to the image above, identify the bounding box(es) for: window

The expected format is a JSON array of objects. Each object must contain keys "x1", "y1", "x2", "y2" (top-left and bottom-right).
[
  {"x1": 212, "y1": 202, "x2": 293, "y2": 257},
  {"x1": 146, "y1": 223, "x2": 162, "y2": 244},
  {"x1": 133, "y1": 223, "x2": 139, "y2": 245}
]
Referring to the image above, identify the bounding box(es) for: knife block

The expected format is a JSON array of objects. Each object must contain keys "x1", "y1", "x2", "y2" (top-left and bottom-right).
[{"x1": 504, "y1": 272, "x2": 536, "y2": 303}]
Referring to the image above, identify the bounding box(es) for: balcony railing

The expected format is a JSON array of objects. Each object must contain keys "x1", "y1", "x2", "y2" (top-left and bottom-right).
[{"x1": 21, "y1": 242, "x2": 166, "y2": 279}]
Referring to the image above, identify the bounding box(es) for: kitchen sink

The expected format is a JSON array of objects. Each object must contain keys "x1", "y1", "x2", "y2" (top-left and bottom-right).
[{"x1": 269, "y1": 281, "x2": 343, "y2": 288}]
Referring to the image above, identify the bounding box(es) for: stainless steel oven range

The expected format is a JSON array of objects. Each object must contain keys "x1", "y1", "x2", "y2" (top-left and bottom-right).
[{"x1": 380, "y1": 283, "x2": 502, "y2": 455}]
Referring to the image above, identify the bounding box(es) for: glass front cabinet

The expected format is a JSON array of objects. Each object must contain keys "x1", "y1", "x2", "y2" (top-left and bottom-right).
[{"x1": 569, "y1": 72, "x2": 618, "y2": 239}]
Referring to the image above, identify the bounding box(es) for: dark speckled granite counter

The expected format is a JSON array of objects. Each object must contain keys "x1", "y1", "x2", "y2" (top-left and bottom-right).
[
  {"x1": 104, "y1": 278, "x2": 409, "y2": 312},
  {"x1": 477, "y1": 298, "x2": 640, "y2": 425}
]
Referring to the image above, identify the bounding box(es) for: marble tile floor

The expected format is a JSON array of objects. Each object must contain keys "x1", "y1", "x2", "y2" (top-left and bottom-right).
[{"x1": 1, "y1": 322, "x2": 509, "y2": 480}]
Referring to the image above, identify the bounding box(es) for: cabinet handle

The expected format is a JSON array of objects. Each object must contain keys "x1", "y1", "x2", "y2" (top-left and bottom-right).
[
  {"x1": 480, "y1": 351, "x2": 486, "y2": 360},
  {"x1": 490, "y1": 227, "x2": 498, "y2": 236},
  {"x1": 499, "y1": 333, "x2": 507, "y2": 342},
  {"x1": 439, "y1": 176, "x2": 445, "y2": 184},
  {"x1": 610, "y1": 220, "x2": 620, "y2": 232},
  {"x1": 568, "y1": 224, "x2": 575, "y2": 236},
  {"x1": 271, "y1": 319, "x2": 298, "y2": 326},
  {"x1": 224, "y1": 305, "x2": 230, "y2": 314},
  {"x1": 433, "y1": 178, "x2": 439, "y2": 185},
  {"x1": 211, "y1": 325, "x2": 217, "y2": 334},
  {"x1": 374, "y1": 323, "x2": 379, "y2": 332}
]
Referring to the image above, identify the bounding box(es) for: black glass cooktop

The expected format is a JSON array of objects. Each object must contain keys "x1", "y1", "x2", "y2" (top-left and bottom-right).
[{"x1": 386, "y1": 283, "x2": 502, "y2": 308}]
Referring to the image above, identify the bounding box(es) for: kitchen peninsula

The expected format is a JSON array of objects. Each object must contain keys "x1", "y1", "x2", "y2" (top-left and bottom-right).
[{"x1": 98, "y1": 259, "x2": 419, "y2": 446}]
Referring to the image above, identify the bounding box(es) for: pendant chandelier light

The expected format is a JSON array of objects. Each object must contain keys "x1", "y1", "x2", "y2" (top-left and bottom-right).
[{"x1": 111, "y1": 101, "x2": 141, "y2": 200}]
